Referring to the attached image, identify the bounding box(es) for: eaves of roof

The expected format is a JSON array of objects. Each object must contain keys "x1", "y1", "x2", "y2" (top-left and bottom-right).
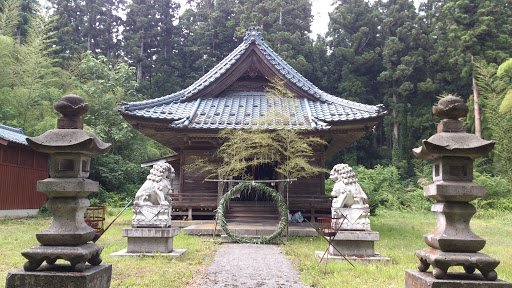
[{"x1": 0, "y1": 124, "x2": 28, "y2": 145}]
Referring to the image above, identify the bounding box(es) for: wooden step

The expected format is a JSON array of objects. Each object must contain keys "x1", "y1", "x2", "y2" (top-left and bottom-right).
[{"x1": 224, "y1": 201, "x2": 279, "y2": 224}]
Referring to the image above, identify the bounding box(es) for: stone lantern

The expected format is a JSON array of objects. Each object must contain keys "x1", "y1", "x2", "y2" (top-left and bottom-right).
[
  {"x1": 6, "y1": 94, "x2": 112, "y2": 288},
  {"x1": 406, "y1": 95, "x2": 507, "y2": 286}
]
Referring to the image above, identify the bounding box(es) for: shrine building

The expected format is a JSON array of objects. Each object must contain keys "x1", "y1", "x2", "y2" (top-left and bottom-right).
[{"x1": 119, "y1": 28, "x2": 386, "y2": 221}]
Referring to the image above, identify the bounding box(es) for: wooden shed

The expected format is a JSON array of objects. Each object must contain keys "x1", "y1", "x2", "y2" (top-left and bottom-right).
[
  {"x1": 120, "y1": 28, "x2": 385, "y2": 221},
  {"x1": 0, "y1": 124, "x2": 48, "y2": 217}
]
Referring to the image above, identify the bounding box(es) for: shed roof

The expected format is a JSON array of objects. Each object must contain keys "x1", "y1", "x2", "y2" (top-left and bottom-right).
[
  {"x1": 0, "y1": 124, "x2": 28, "y2": 145},
  {"x1": 120, "y1": 27, "x2": 385, "y2": 130}
]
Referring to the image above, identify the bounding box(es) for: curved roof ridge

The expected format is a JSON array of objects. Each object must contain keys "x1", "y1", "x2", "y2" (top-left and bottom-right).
[
  {"x1": 121, "y1": 40, "x2": 251, "y2": 112},
  {"x1": 120, "y1": 27, "x2": 385, "y2": 117},
  {"x1": 253, "y1": 35, "x2": 382, "y2": 114}
]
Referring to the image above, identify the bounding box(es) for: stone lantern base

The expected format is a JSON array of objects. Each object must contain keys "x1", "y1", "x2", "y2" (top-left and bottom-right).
[
  {"x1": 415, "y1": 248, "x2": 500, "y2": 281},
  {"x1": 405, "y1": 269, "x2": 512, "y2": 288},
  {"x1": 21, "y1": 243, "x2": 104, "y2": 272},
  {"x1": 6, "y1": 264, "x2": 112, "y2": 288}
]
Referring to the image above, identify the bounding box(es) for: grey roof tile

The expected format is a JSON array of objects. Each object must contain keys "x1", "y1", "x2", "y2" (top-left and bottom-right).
[
  {"x1": 0, "y1": 124, "x2": 28, "y2": 145},
  {"x1": 120, "y1": 27, "x2": 386, "y2": 128}
]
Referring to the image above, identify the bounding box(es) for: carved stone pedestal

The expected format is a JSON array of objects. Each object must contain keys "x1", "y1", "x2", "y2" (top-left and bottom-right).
[
  {"x1": 124, "y1": 227, "x2": 178, "y2": 253},
  {"x1": 6, "y1": 264, "x2": 112, "y2": 288},
  {"x1": 21, "y1": 244, "x2": 103, "y2": 272},
  {"x1": 415, "y1": 248, "x2": 500, "y2": 281},
  {"x1": 332, "y1": 207, "x2": 370, "y2": 231},
  {"x1": 132, "y1": 205, "x2": 172, "y2": 228}
]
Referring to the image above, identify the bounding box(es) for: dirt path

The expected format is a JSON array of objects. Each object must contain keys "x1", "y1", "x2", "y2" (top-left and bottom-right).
[{"x1": 189, "y1": 243, "x2": 310, "y2": 288}]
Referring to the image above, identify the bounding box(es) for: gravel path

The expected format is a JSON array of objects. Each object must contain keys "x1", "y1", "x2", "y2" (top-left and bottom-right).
[{"x1": 189, "y1": 243, "x2": 310, "y2": 288}]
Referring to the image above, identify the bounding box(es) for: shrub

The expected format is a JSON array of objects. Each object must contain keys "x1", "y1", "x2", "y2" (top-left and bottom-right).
[
  {"x1": 325, "y1": 165, "x2": 433, "y2": 215},
  {"x1": 472, "y1": 172, "x2": 512, "y2": 211}
]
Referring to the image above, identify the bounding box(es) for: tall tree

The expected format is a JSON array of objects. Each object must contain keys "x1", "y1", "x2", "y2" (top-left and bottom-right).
[
  {"x1": 475, "y1": 61, "x2": 512, "y2": 182},
  {"x1": 49, "y1": 0, "x2": 124, "y2": 62},
  {"x1": 377, "y1": 0, "x2": 421, "y2": 171},
  {"x1": 123, "y1": 0, "x2": 159, "y2": 83},
  {"x1": 327, "y1": 0, "x2": 382, "y2": 104},
  {"x1": 176, "y1": 0, "x2": 237, "y2": 85},
  {"x1": 15, "y1": 0, "x2": 37, "y2": 44},
  {"x1": 230, "y1": 0, "x2": 314, "y2": 76},
  {"x1": 433, "y1": 0, "x2": 512, "y2": 137},
  {"x1": 124, "y1": 0, "x2": 181, "y2": 97},
  {"x1": 0, "y1": 0, "x2": 20, "y2": 37},
  {"x1": 48, "y1": 0, "x2": 84, "y2": 61},
  {"x1": 149, "y1": 0, "x2": 181, "y2": 97}
]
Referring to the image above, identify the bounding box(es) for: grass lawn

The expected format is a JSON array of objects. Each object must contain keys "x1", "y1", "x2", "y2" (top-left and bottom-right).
[
  {"x1": 0, "y1": 209, "x2": 220, "y2": 288},
  {"x1": 281, "y1": 209, "x2": 512, "y2": 288},
  {"x1": 1, "y1": 209, "x2": 511, "y2": 287}
]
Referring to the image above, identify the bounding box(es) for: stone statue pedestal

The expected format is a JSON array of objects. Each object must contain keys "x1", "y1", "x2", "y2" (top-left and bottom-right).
[
  {"x1": 316, "y1": 230, "x2": 391, "y2": 264},
  {"x1": 132, "y1": 204, "x2": 172, "y2": 228},
  {"x1": 125, "y1": 227, "x2": 178, "y2": 253},
  {"x1": 110, "y1": 227, "x2": 187, "y2": 258},
  {"x1": 329, "y1": 230, "x2": 379, "y2": 257},
  {"x1": 333, "y1": 207, "x2": 370, "y2": 231}
]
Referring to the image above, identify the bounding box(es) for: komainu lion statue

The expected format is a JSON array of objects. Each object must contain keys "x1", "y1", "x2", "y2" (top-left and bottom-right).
[
  {"x1": 330, "y1": 163, "x2": 369, "y2": 209},
  {"x1": 134, "y1": 162, "x2": 175, "y2": 206}
]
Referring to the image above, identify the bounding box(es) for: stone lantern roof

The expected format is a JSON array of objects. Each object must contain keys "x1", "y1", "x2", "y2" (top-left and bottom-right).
[
  {"x1": 412, "y1": 95, "x2": 495, "y2": 160},
  {"x1": 27, "y1": 94, "x2": 111, "y2": 155}
]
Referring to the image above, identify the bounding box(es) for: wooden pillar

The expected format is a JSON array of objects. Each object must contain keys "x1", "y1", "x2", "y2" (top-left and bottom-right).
[{"x1": 217, "y1": 172, "x2": 223, "y2": 205}]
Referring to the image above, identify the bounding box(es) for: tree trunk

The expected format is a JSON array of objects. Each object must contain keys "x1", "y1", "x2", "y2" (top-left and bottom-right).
[
  {"x1": 137, "y1": 40, "x2": 144, "y2": 82},
  {"x1": 392, "y1": 84, "x2": 399, "y2": 142},
  {"x1": 472, "y1": 55, "x2": 482, "y2": 138}
]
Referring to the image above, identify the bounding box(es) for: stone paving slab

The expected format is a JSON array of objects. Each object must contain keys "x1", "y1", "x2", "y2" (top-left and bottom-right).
[{"x1": 188, "y1": 243, "x2": 310, "y2": 288}]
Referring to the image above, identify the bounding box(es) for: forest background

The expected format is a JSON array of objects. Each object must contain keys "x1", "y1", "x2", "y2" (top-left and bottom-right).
[{"x1": 1, "y1": 0, "x2": 512, "y2": 212}]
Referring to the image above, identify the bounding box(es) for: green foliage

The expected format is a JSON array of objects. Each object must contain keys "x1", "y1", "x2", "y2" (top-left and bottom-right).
[
  {"x1": 0, "y1": 0, "x2": 20, "y2": 37},
  {"x1": 475, "y1": 61, "x2": 512, "y2": 183},
  {"x1": 472, "y1": 172, "x2": 512, "y2": 211},
  {"x1": 89, "y1": 154, "x2": 150, "y2": 206},
  {"x1": 191, "y1": 79, "x2": 327, "y2": 181},
  {"x1": 498, "y1": 58, "x2": 512, "y2": 114},
  {"x1": 350, "y1": 165, "x2": 432, "y2": 214},
  {"x1": 73, "y1": 52, "x2": 172, "y2": 203}
]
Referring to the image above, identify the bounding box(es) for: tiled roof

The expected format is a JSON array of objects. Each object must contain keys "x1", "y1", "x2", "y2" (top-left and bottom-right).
[
  {"x1": 125, "y1": 92, "x2": 383, "y2": 130},
  {"x1": 120, "y1": 27, "x2": 386, "y2": 129},
  {"x1": 0, "y1": 124, "x2": 28, "y2": 145}
]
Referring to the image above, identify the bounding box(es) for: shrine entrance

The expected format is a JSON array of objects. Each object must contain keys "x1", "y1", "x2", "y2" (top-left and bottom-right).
[{"x1": 225, "y1": 163, "x2": 281, "y2": 223}]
